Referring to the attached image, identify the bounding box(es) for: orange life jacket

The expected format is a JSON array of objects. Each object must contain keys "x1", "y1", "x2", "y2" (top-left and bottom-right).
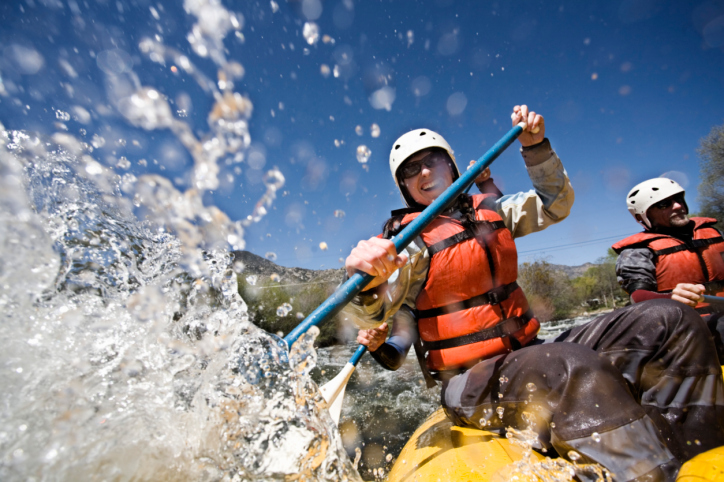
[
  {"x1": 400, "y1": 194, "x2": 540, "y2": 372},
  {"x1": 612, "y1": 217, "x2": 724, "y2": 311}
]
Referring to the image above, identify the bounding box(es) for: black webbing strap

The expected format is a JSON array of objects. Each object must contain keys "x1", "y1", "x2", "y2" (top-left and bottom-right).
[
  {"x1": 655, "y1": 237, "x2": 724, "y2": 256},
  {"x1": 421, "y1": 312, "x2": 533, "y2": 351},
  {"x1": 692, "y1": 237, "x2": 724, "y2": 248},
  {"x1": 412, "y1": 338, "x2": 438, "y2": 388},
  {"x1": 427, "y1": 220, "x2": 506, "y2": 256},
  {"x1": 416, "y1": 281, "x2": 519, "y2": 319}
]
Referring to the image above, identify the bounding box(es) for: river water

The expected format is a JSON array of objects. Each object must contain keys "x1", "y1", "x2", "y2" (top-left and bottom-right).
[{"x1": 313, "y1": 315, "x2": 598, "y2": 481}]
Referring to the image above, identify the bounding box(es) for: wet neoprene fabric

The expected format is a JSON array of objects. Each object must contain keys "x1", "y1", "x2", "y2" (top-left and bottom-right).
[{"x1": 442, "y1": 300, "x2": 724, "y2": 482}]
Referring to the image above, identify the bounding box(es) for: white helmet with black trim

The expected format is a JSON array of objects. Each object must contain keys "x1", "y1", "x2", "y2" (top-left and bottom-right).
[
  {"x1": 389, "y1": 128, "x2": 460, "y2": 207},
  {"x1": 626, "y1": 177, "x2": 686, "y2": 229}
]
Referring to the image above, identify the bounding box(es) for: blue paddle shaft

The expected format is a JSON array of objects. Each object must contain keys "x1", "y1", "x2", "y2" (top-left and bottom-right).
[
  {"x1": 703, "y1": 295, "x2": 724, "y2": 305},
  {"x1": 283, "y1": 123, "x2": 525, "y2": 348},
  {"x1": 350, "y1": 344, "x2": 368, "y2": 366}
]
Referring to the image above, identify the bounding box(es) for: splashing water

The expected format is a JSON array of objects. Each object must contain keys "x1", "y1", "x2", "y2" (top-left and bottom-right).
[
  {"x1": 277, "y1": 302, "x2": 294, "y2": 317},
  {"x1": 0, "y1": 0, "x2": 362, "y2": 480},
  {"x1": 303, "y1": 22, "x2": 320, "y2": 45},
  {"x1": 0, "y1": 129, "x2": 358, "y2": 480},
  {"x1": 491, "y1": 413, "x2": 613, "y2": 482},
  {"x1": 356, "y1": 145, "x2": 371, "y2": 164}
]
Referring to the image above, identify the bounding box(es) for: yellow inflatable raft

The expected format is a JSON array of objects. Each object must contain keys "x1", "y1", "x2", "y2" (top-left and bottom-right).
[
  {"x1": 386, "y1": 408, "x2": 724, "y2": 482},
  {"x1": 386, "y1": 408, "x2": 543, "y2": 482}
]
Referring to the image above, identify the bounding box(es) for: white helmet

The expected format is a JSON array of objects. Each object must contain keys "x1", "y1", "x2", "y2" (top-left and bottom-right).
[
  {"x1": 389, "y1": 128, "x2": 460, "y2": 207},
  {"x1": 626, "y1": 177, "x2": 686, "y2": 229}
]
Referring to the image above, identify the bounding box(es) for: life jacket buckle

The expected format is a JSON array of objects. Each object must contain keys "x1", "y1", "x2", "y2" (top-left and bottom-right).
[{"x1": 487, "y1": 285, "x2": 506, "y2": 305}]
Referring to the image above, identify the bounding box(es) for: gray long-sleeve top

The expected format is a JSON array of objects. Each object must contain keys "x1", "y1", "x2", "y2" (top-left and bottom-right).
[{"x1": 341, "y1": 139, "x2": 574, "y2": 367}]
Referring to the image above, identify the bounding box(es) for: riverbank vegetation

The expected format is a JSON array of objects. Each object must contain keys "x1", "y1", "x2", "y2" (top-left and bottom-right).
[
  {"x1": 518, "y1": 249, "x2": 627, "y2": 323},
  {"x1": 697, "y1": 123, "x2": 724, "y2": 230},
  {"x1": 238, "y1": 248, "x2": 629, "y2": 344}
]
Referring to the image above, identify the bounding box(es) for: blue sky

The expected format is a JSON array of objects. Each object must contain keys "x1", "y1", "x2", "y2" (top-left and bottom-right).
[{"x1": 1, "y1": 0, "x2": 723, "y2": 270}]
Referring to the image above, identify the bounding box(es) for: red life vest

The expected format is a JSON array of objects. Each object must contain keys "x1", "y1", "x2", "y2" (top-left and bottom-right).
[
  {"x1": 612, "y1": 217, "x2": 724, "y2": 310},
  {"x1": 400, "y1": 194, "x2": 540, "y2": 372}
]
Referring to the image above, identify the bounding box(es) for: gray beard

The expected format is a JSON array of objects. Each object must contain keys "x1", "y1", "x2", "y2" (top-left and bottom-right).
[{"x1": 669, "y1": 214, "x2": 690, "y2": 228}]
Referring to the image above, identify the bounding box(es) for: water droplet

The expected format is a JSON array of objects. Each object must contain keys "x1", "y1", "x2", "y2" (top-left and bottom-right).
[
  {"x1": 319, "y1": 242, "x2": 328, "y2": 250},
  {"x1": 263, "y1": 168, "x2": 285, "y2": 191},
  {"x1": 370, "y1": 123, "x2": 380, "y2": 138},
  {"x1": 591, "y1": 432, "x2": 601, "y2": 443},
  {"x1": 567, "y1": 450, "x2": 581, "y2": 462},
  {"x1": 521, "y1": 411, "x2": 535, "y2": 426},
  {"x1": 116, "y1": 156, "x2": 131, "y2": 170},
  {"x1": 496, "y1": 407, "x2": 505, "y2": 419},
  {"x1": 385, "y1": 453, "x2": 392, "y2": 462},
  {"x1": 526, "y1": 382, "x2": 537, "y2": 392},
  {"x1": 265, "y1": 252, "x2": 277, "y2": 261},
  {"x1": 499, "y1": 375, "x2": 508, "y2": 384},
  {"x1": 270, "y1": 0, "x2": 279, "y2": 13},
  {"x1": 333, "y1": 209, "x2": 345, "y2": 218},
  {"x1": 369, "y1": 86, "x2": 397, "y2": 111},
  {"x1": 276, "y1": 302, "x2": 293, "y2": 317},
  {"x1": 320, "y1": 64, "x2": 331, "y2": 77},
  {"x1": 118, "y1": 87, "x2": 173, "y2": 130},
  {"x1": 550, "y1": 422, "x2": 555, "y2": 428},
  {"x1": 296, "y1": 312, "x2": 304, "y2": 320},
  {"x1": 55, "y1": 110, "x2": 70, "y2": 121},
  {"x1": 356, "y1": 145, "x2": 371, "y2": 164},
  {"x1": 695, "y1": 439, "x2": 701, "y2": 445},
  {"x1": 303, "y1": 22, "x2": 319, "y2": 45},
  {"x1": 355, "y1": 125, "x2": 363, "y2": 136},
  {"x1": 91, "y1": 134, "x2": 106, "y2": 148},
  {"x1": 407, "y1": 30, "x2": 414, "y2": 47},
  {"x1": 270, "y1": 273, "x2": 280, "y2": 282},
  {"x1": 245, "y1": 275, "x2": 257, "y2": 285}
]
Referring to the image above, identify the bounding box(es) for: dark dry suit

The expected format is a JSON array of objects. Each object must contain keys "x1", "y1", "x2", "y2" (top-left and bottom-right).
[{"x1": 442, "y1": 300, "x2": 724, "y2": 482}]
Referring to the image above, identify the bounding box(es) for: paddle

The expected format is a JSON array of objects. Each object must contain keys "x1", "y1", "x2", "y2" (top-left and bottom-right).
[
  {"x1": 703, "y1": 295, "x2": 724, "y2": 305},
  {"x1": 283, "y1": 121, "x2": 529, "y2": 349},
  {"x1": 319, "y1": 345, "x2": 367, "y2": 424}
]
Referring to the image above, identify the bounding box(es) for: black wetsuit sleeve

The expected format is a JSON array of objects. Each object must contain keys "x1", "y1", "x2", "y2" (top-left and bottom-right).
[
  {"x1": 369, "y1": 341, "x2": 408, "y2": 371},
  {"x1": 368, "y1": 307, "x2": 417, "y2": 371},
  {"x1": 615, "y1": 247, "x2": 658, "y2": 294}
]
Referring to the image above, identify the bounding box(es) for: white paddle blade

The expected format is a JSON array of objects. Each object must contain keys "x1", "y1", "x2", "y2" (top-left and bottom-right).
[
  {"x1": 326, "y1": 382, "x2": 346, "y2": 425},
  {"x1": 320, "y1": 362, "x2": 356, "y2": 425}
]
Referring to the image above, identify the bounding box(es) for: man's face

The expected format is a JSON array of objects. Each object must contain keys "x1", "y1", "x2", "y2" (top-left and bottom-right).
[
  {"x1": 400, "y1": 150, "x2": 454, "y2": 206},
  {"x1": 646, "y1": 193, "x2": 689, "y2": 228}
]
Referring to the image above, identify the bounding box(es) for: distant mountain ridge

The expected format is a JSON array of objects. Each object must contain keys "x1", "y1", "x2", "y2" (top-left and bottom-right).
[
  {"x1": 233, "y1": 251, "x2": 597, "y2": 284},
  {"x1": 232, "y1": 251, "x2": 345, "y2": 286},
  {"x1": 548, "y1": 262, "x2": 597, "y2": 280}
]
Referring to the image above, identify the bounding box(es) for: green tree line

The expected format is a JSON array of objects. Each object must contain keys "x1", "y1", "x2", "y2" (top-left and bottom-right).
[
  {"x1": 518, "y1": 249, "x2": 627, "y2": 323},
  {"x1": 697, "y1": 123, "x2": 724, "y2": 230}
]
